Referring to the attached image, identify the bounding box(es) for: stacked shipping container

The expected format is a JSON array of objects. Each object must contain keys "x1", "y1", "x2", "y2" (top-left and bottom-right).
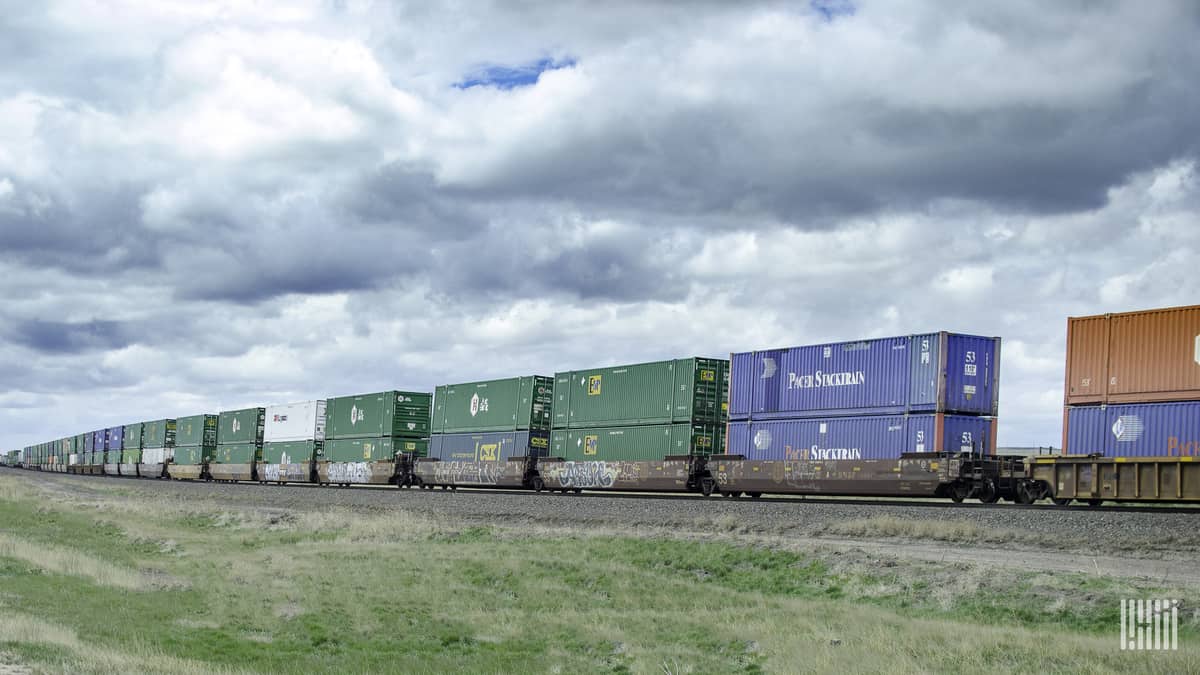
[
  {"x1": 321, "y1": 391, "x2": 431, "y2": 484},
  {"x1": 1063, "y1": 305, "x2": 1200, "y2": 457},
  {"x1": 540, "y1": 358, "x2": 727, "y2": 491},
  {"x1": 260, "y1": 400, "x2": 327, "y2": 483},
  {"x1": 430, "y1": 376, "x2": 553, "y2": 461},
  {"x1": 121, "y1": 423, "x2": 143, "y2": 476},
  {"x1": 210, "y1": 407, "x2": 265, "y2": 481},
  {"x1": 161, "y1": 417, "x2": 201, "y2": 479},
  {"x1": 726, "y1": 332, "x2": 1002, "y2": 460}
]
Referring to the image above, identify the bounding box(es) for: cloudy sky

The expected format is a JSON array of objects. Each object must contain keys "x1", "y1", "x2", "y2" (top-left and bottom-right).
[{"x1": 2, "y1": 0, "x2": 1198, "y2": 451}]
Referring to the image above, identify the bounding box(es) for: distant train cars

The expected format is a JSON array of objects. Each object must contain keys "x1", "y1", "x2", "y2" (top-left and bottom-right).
[{"x1": 7, "y1": 304, "x2": 1200, "y2": 504}]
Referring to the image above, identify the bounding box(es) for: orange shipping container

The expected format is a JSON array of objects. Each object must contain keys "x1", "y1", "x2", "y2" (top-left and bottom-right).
[{"x1": 1064, "y1": 304, "x2": 1200, "y2": 406}]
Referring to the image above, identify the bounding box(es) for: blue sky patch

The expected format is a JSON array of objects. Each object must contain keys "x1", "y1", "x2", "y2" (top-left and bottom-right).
[
  {"x1": 455, "y1": 57, "x2": 577, "y2": 90},
  {"x1": 810, "y1": 0, "x2": 856, "y2": 22}
]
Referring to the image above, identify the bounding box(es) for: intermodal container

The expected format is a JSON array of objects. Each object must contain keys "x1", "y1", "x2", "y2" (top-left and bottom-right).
[
  {"x1": 729, "y1": 332, "x2": 1001, "y2": 420},
  {"x1": 172, "y1": 444, "x2": 214, "y2": 466},
  {"x1": 217, "y1": 407, "x2": 265, "y2": 446},
  {"x1": 213, "y1": 442, "x2": 261, "y2": 465},
  {"x1": 1065, "y1": 305, "x2": 1200, "y2": 406},
  {"x1": 323, "y1": 436, "x2": 429, "y2": 463},
  {"x1": 123, "y1": 423, "x2": 143, "y2": 451},
  {"x1": 144, "y1": 415, "x2": 178, "y2": 446},
  {"x1": 428, "y1": 431, "x2": 550, "y2": 462},
  {"x1": 325, "y1": 391, "x2": 432, "y2": 440},
  {"x1": 549, "y1": 423, "x2": 717, "y2": 462},
  {"x1": 433, "y1": 376, "x2": 553, "y2": 434},
  {"x1": 553, "y1": 358, "x2": 726, "y2": 429},
  {"x1": 105, "y1": 426, "x2": 125, "y2": 452},
  {"x1": 263, "y1": 401, "x2": 327, "y2": 443},
  {"x1": 726, "y1": 414, "x2": 997, "y2": 461},
  {"x1": 262, "y1": 440, "x2": 321, "y2": 465},
  {"x1": 1064, "y1": 401, "x2": 1200, "y2": 458},
  {"x1": 172, "y1": 416, "x2": 209, "y2": 447}
]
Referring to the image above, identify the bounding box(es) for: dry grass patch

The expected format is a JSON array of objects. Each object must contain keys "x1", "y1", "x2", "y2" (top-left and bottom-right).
[
  {"x1": 0, "y1": 534, "x2": 148, "y2": 591},
  {"x1": 0, "y1": 613, "x2": 246, "y2": 675},
  {"x1": 816, "y1": 514, "x2": 1028, "y2": 543}
]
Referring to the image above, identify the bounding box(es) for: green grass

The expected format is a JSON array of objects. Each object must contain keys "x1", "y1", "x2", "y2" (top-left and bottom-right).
[{"x1": 0, "y1": 475, "x2": 1198, "y2": 674}]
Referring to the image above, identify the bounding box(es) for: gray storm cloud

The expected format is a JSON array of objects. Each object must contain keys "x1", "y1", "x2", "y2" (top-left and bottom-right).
[{"x1": 0, "y1": 0, "x2": 1198, "y2": 450}]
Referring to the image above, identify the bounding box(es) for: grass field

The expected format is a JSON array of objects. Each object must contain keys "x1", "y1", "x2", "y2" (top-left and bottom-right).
[{"x1": 0, "y1": 474, "x2": 1196, "y2": 674}]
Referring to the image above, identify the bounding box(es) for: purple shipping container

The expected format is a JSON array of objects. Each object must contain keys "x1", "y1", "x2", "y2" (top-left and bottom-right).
[
  {"x1": 726, "y1": 414, "x2": 997, "y2": 460},
  {"x1": 105, "y1": 426, "x2": 125, "y2": 451},
  {"x1": 1065, "y1": 402, "x2": 1200, "y2": 458},
  {"x1": 90, "y1": 430, "x2": 104, "y2": 451},
  {"x1": 729, "y1": 332, "x2": 1000, "y2": 420}
]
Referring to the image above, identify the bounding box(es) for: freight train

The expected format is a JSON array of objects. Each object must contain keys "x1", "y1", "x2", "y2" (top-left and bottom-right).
[{"x1": 5, "y1": 305, "x2": 1200, "y2": 506}]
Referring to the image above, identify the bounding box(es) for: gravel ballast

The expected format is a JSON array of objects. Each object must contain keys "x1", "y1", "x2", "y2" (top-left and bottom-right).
[{"x1": 6, "y1": 468, "x2": 1198, "y2": 556}]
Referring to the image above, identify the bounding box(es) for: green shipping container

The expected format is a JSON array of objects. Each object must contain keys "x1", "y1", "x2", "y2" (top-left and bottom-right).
[
  {"x1": 174, "y1": 444, "x2": 215, "y2": 466},
  {"x1": 325, "y1": 391, "x2": 432, "y2": 440},
  {"x1": 323, "y1": 436, "x2": 429, "y2": 463},
  {"x1": 213, "y1": 442, "x2": 262, "y2": 465},
  {"x1": 144, "y1": 418, "x2": 180, "y2": 447},
  {"x1": 218, "y1": 407, "x2": 265, "y2": 446},
  {"x1": 262, "y1": 440, "x2": 322, "y2": 465},
  {"x1": 552, "y1": 358, "x2": 727, "y2": 429},
  {"x1": 550, "y1": 423, "x2": 718, "y2": 462},
  {"x1": 124, "y1": 423, "x2": 144, "y2": 449},
  {"x1": 433, "y1": 376, "x2": 553, "y2": 434}
]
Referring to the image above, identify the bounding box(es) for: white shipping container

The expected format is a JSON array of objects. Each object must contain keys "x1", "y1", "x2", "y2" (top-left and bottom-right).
[
  {"x1": 263, "y1": 400, "x2": 327, "y2": 443},
  {"x1": 143, "y1": 447, "x2": 167, "y2": 464}
]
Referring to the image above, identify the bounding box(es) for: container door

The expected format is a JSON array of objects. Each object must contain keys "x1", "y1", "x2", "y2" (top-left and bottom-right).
[{"x1": 751, "y1": 350, "x2": 786, "y2": 417}]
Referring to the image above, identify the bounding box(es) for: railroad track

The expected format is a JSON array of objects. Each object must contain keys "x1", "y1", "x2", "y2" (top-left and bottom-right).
[{"x1": 13, "y1": 467, "x2": 1200, "y2": 515}]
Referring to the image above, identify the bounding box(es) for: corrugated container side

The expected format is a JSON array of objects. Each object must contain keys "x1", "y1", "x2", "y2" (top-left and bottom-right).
[
  {"x1": 172, "y1": 445, "x2": 213, "y2": 466},
  {"x1": 213, "y1": 442, "x2": 262, "y2": 465},
  {"x1": 263, "y1": 401, "x2": 327, "y2": 443},
  {"x1": 726, "y1": 414, "x2": 997, "y2": 460},
  {"x1": 173, "y1": 416, "x2": 212, "y2": 447},
  {"x1": 106, "y1": 426, "x2": 125, "y2": 452},
  {"x1": 549, "y1": 423, "x2": 716, "y2": 462},
  {"x1": 262, "y1": 440, "x2": 321, "y2": 464},
  {"x1": 123, "y1": 423, "x2": 143, "y2": 450},
  {"x1": 552, "y1": 358, "x2": 725, "y2": 429},
  {"x1": 323, "y1": 436, "x2": 428, "y2": 462},
  {"x1": 1106, "y1": 306, "x2": 1200, "y2": 403},
  {"x1": 1065, "y1": 401, "x2": 1200, "y2": 457},
  {"x1": 428, "y1": 431, "x2": 549, "y2": 462},
  {"x1": 731, "y1": 333, "x2": 1000, "y2": 420},
  {"x1": 325, "y1": 391, "x2": 432, "y2": 439},
  {"x1": 1065, "y1": 305, "x2": 1200, "y2": 406},
  {"x1": 433, "y1": 376, "x2": 553, "y2": 434},
  {"x1": 217, "y1": 408, "x2": 265, "y2": 446}
]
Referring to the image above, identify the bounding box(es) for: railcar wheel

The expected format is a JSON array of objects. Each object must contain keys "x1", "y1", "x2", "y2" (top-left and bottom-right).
[
  {"x1": 531, "y1": 476, "x2": 545, "y2": 493},
  {"x1": 748, "y1": 492, "x2": 762, "y2": 499},
  {"x1": 700, "y1": 477, "x2": 716, "y2": 497},
  {"x1": 1014, "y1": 482, "x2": 1035, "y2": 505},
  {"x1": 978, "y1": 480, "x2": 1001, "y2": 504},
  {"x1": 1052, "y1": 497, "x2": 1072, "y2": 506},
  {"x1": 573, "y1": 488, "x2": 583, "y2": 495},
  {"x1": 1087, "y1": 499, "x2": 1103, "y2": 507},
  {"x1": 949, "y1": 483, "x2": 968, "y2": 503}
]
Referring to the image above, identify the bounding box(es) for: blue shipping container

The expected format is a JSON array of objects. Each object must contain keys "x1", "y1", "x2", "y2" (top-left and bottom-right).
[
  {"x1": 1065, "y1": 402, "x2": 1200, "y2": 458},
  {"x1": 105, "y1": 426, "x2": 124, "y2": 451},
  {"x1": 726, "y1": 414, "x2": 997, "y2": 461},
  {"x1": 729, "y1": 332, "x2": 1000, "y2": 420},
  {"x1": 429, "y1": 431, "x2": 550, "y2": 462},
  {"x1": 90, "y1": 430, "x2": 104, "y2": 452}
]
